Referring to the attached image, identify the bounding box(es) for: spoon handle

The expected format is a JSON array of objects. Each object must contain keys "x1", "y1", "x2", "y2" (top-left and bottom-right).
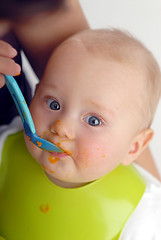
[
  {"x1": 4, "y1": 75, "x2": 36, "y2": 135},
  {"x1": 4, "y1": 75, "x2": 63, "y2": 153}
]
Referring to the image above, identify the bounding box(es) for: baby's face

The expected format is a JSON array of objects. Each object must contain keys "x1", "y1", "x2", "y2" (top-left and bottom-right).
[{"x1": 25, "y1": 40, "x2": 142, "y2": 188}]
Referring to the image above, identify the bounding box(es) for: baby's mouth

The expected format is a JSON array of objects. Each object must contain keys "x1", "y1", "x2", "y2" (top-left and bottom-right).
[
  {"x1": 47, "y1": 138, "x2": 71, "y2": 157},
  {"x1": 50, "y1": 151, "x2": 68, "y2": 158}
]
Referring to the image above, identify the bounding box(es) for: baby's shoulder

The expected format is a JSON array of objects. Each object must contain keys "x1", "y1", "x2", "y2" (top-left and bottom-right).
[{"x1": 119, "y1": 164, "x2": 161, "y2": 240}]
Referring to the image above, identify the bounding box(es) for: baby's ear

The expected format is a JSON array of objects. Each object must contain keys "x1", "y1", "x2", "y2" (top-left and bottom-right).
[{"x1": 122, "y1": 128, "x2": 154, "y2": 165}]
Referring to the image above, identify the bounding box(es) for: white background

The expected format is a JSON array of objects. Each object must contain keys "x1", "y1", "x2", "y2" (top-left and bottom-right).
[
  {"x1": 23, "y1": 0, "x2": 161, "y2": 175},
  {"x1": 79, "y1": 0, "x2": 161, "y2": 175}
]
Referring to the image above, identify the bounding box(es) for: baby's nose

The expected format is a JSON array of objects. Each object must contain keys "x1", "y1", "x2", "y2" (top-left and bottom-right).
[{"x1": 50, "y1": 120, "x2": 74, "y2": 140}]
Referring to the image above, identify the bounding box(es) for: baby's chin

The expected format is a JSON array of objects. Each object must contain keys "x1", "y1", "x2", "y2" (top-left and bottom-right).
[{"x1": 45, "y1": 172, "x2": 89, "y2": 188}]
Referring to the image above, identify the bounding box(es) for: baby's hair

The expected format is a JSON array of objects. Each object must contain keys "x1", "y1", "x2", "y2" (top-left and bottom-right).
[{"x1": 69, "y1": 29, "x2": 161, "y2": 130}]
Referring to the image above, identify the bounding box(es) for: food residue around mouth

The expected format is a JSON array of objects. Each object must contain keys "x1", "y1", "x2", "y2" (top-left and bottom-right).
[
  {"x1": 48, "y1": 155, "x2": 60, "y2": 164},
  {"x1": 56, "y1": 120, "x2": 61, "y2": 125}
]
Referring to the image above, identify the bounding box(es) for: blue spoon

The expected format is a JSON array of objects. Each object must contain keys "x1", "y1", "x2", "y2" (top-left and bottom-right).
[{"x1": 4, "y1": 75, "x2": 63, "y2": 153}]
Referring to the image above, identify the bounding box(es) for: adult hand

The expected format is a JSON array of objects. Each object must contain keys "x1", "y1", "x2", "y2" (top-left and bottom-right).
[{"x1": 0, "y1": 40, "x2": 21, "y2": 88}]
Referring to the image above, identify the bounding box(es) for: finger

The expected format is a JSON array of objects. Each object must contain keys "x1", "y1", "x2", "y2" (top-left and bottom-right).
[
  {"x1": 0, "y1": 56, "x2": 21, "y2": 76},
  {"x1": 0, "y1": 75, "x2": 5, "y2": 88},
  {"x1": 0, "y1": 40, "x2": 17, "y2": 58}
]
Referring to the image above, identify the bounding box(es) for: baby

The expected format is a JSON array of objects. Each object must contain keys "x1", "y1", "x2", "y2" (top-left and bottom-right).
[
  {"x1": 0, "y1": 29, "x2": 161, "y2": 240},
  {"x1": 26, "y1": 28, "x2": 161, "y2": 187}
]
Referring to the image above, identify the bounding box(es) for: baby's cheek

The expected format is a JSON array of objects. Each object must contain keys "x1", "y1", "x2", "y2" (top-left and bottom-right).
[
  {"x1": 24, "y1": 133, "x2": 42, "y2": 163},
  {"x1": 78, "y1": 141, "x2": 108, "y2": 168}
]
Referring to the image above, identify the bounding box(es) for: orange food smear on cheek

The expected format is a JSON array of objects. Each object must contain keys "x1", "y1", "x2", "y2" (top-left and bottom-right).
[{"x1": 96, "y1": 147, "x2": 107, "y2": 159}]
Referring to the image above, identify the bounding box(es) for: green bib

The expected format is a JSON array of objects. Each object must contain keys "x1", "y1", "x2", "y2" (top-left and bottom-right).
[{"x1": 0, "y1": 131, "x2": 146, "y2": 240}]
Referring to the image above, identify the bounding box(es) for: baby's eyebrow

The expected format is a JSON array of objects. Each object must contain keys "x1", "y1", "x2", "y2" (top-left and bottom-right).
[
  {"x1": 44, "y1": 83, "x2": 58, "y2": 90},
  {"x1": 41, "y1": 82, "x2": 63, "y2": 94},
  {"x1": 87, "y1": 100, "x2": 106, "y2": 110},
  {"x1": 85, "y1": 100, "x2": 115, "y2": 117}
]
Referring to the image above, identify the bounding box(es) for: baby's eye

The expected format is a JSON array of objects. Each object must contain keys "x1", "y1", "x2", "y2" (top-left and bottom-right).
[
  {"x1": 47, "y1": 99, "x2": 60, "y2": 110},
  {"x1": 84, "y1": 115, "x2": 102, "y2": 126}
]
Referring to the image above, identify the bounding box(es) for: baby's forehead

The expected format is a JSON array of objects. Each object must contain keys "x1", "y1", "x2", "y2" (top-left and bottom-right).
[{"x1": 49, "y1": 35, "x2": 146, "y2": 87}]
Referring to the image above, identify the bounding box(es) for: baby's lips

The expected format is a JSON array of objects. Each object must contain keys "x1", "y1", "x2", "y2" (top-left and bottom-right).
[
  {"x1": 47, "y1": 138, "x2": 71, "y2": 156},
  {"x1": 50, "y1": 152, "x2": 68, "y2": 158}
]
